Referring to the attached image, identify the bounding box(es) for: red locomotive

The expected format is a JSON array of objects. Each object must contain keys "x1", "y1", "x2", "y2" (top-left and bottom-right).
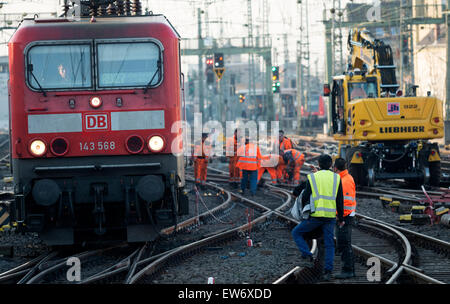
[{"x1": 8, "y1": 11, "x2": 188, "y2": 244}]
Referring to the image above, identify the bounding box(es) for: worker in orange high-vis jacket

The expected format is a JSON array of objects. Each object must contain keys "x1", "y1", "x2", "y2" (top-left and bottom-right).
[
  {"x1": 279, "y1": 130, "x2": 295, "y2": 153},
  {"x1": 236, "y1": 137, "x2": 262, "y2": 196},
  {"x1": 282, "y1": 149, "x2": 305, "y2": 186},
  {"x1": 258, "y1": 154, "x2": 279, "y2": 186},
  {"x1": 276, "y1": 153, "x2": 287, "y2": 184},
  {"x1": 333, "y1": 158, "x2": 356, "y2": 279},
  {"x1": 193, "y1": 133, "x2": 211, "y2": 190},
  {"x1": 226, "y1": 129, "x2": 242, "y2": 188}
]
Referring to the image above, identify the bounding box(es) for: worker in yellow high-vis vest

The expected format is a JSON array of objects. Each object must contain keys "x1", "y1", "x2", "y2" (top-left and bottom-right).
[{"x1": 291, "y1": 154, "x2": 345, "y2": 282}]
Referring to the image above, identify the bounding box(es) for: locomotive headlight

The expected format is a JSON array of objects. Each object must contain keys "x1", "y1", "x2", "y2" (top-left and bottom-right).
[
  {"x1": 30, "y1": 139, "x2": 47, "y2": 157},
  {"x1": 89, "y1": 96, "x2": 102, "y2": 108},
  {"x1": 148, "y1": 135, "x2": 165, "y2": 152}
]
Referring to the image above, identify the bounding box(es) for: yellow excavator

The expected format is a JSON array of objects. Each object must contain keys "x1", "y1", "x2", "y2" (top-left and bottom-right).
[{"x1": 325, "y1": 28, "x2": 443, "y2": 187}]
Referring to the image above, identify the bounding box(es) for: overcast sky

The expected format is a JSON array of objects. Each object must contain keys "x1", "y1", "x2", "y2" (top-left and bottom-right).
[{"x1": 0, "y1": 0, "x2": 364, "y2": 77}]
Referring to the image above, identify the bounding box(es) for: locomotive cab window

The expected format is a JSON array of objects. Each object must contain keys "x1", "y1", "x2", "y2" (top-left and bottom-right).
[
  {"x1": 26, "y1": 44, "x2": 92, "y2": 90},
  {"x1": 96, "y1": 40, "x2": 162, "y2": 89}
]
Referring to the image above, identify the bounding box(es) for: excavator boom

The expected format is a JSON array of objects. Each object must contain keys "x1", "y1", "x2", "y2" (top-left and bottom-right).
[{"x1": 348, "y1": 28, "x2": 398, "y2": 94}]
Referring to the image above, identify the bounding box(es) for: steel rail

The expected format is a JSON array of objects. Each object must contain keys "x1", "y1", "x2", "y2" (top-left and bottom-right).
[{"x1": 127, "y1": 182, "x2": 294, "y2": 284}]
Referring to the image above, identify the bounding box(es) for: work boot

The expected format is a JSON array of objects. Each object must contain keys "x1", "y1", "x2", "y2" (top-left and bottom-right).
[
  {"x1": 335, "y1": 271, "x2": 355, "y2": 279},
  {"x1": 321, "y1": 270, "x2": 333, "y2": 282},
  {"x1": 301, "y1": 254, "x2": 316, "y2": 268}
]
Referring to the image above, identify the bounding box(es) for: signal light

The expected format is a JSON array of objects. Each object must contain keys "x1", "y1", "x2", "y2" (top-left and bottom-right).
[
  {"x1": 239, "y1": 94, "x2": 246, "y2": 103},
  {"x1": 214, "y1": 53, "x2": 224, "y2": 68},
  {"x1": 396, "y1": 90, "x2": 403, "y2": 97},
  {"x1": 323, "y1": 84, "x2": 331, "y2": 96},
  {"x1": 272, "y1": 81, "x2": 281, "y2": 93},
  {"x1": 271, "y1": 66, "x2": 279, "y2": 81},
  {"x1": 271, "y1": 66, "x2": 280, "y2": 93},
  {"x1": 29, "y1": 139, "x2": 47, "y2": 157}
]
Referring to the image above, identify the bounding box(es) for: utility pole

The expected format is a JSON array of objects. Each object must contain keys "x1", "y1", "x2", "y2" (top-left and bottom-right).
[
  {"x1": 331, "y1": 0, "x2": 343, "y2": 75},
  {"x1": 247, "y1": 0, "x2": 256, "y2": 120},
  {"x1": 283, "y1": 33, "x2": 289, "y2": 88},
  {"x1": 297, "y1": 1, "x2": 303, "y2": 133},
  {"x1": 262, "y1": 0, "x2": 270, "y2": 120},
  {"x1": 324, "y1": 6, "x2": 333, "y2": 135},
  {"x1": 399, "y1": 0, "x2": 414, "y2": 91},
  {"x1": 297, "y1": 0, "x2": 311, "y2": 133},
  {"x1": 197, "y1": 8, "x2": 204, "y2": 116},
  {"x1": 446, "y1": 1, "x2": 450, "y2": 143},
  {"x1": 399, "y1": 0, "x2": 405, "y2": 90}
]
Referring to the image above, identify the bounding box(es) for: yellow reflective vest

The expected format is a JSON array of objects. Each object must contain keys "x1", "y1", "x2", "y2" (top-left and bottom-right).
[{"x1": 307, "y1": 170, "x2": 341, "y2": 218}]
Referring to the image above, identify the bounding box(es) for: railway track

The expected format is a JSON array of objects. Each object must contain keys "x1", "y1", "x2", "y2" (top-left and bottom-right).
[
  {"x1": 207, "y1": 164, "x2": 450, "y2": 284},
  {"x1": 1, "y1": 155, "x2": 449, "y2": 284},
  {"x1": 0, "y1": 175, "x2": 298, "y2": 284}
]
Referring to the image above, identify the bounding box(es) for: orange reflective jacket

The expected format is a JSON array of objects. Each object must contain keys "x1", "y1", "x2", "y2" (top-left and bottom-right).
[
  {"x1": 193, "y1": 140, "x2": 211, "y2": 160},
  {"x1": 339, "y1": 170, "x2": 356, "y2": 217},
  {"x1": 280, "y1": 137, "x2": 293, "y2": 152},
  {"x1": 284, "y1": 149, "x2": 305, "y2": 166},
  {"x1": 236, "y1": 143, "x2": 262, "y2": 171}
]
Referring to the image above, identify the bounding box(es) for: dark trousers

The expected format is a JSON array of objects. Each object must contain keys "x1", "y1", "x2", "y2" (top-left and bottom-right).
[
  {"x1": 292, "y1": 217, "x2": 336, "y2": 272},
  {"x1": 336, "y1": 216, "x2": 354, "y2": 273},
  {"x1": 241, "y1": 169, "x2": 258, "y2": 195}
]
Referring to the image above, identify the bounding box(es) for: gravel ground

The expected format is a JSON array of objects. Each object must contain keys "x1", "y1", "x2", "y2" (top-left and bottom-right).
[
  {"x1": 356, "y1": 197, "x2": 450, "y2": 242},
  {"x1": 153, "y1": 219, "x2": 306, "y2": 284}
]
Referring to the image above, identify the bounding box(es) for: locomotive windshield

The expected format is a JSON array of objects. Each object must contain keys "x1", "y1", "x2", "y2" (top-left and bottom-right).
[
  {"x1": 27, "y1": 44, "x2": 92, "y2": 90},
  {"x1": 97, "y1": 41, "x2": 161, "y2": 88},
  {"x1": 26, "y1": 39, "x2": 162, "y2": 91}
]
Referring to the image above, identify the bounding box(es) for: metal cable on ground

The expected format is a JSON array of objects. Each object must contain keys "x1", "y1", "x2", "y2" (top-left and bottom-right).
[{"x1": 194, "y1": 185, "x2": 233, "y2": 225}]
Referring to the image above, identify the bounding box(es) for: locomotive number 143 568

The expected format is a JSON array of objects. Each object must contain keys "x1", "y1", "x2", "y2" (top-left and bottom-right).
[{"x1": 79, "y1": 141, "x2": 116, "y2": 151}]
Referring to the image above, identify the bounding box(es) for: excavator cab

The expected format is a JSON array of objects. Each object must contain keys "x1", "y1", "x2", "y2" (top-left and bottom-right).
[{"x1": 330, "y1": 73, "x2": 380, "y2": 137}]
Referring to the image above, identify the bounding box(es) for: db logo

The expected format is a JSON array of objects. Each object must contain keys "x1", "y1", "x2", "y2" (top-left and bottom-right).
[{"x1": 84, "y1": 113, "x2": 109, "y2": 131}]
